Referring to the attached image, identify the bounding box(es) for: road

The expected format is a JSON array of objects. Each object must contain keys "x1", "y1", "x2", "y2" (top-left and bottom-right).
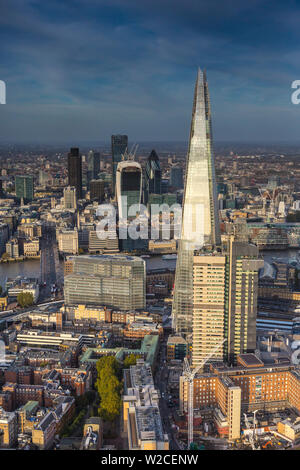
[
  {"x1": 154, "y1": 335, "x2": 181, "y2": 450},
  {"x1": 40, "y1": 225, "x2": 62, "y2": 301}
]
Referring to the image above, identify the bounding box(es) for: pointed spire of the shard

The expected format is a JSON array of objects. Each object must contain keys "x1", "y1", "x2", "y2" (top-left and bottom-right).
[
  {"x1": 181, "y1": 67, "x2": 220, "y2": 247},
  {"x1": 172, "y1": 68, "x2": 220, "y2": 337}
]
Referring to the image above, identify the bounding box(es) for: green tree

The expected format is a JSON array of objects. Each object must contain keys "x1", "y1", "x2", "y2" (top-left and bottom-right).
[
  {"x1": 95, "y1": 356, "x2": 122, "y2": 422},
  {"x1": 123, "y1": 353, "x2": 141, "y2": 368},
  {"x1": 17, "y1": 292, "x2": 34, "y2": 307}
]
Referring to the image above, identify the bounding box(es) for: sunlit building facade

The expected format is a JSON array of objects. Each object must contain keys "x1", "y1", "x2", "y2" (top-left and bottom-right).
[{"x1": 173, "y1": 69, "x2": 220, "y2": 337}]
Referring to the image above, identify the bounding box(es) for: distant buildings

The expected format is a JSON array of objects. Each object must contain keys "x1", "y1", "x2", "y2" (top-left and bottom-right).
[
  {"x1": 6, "y1": 277, "x2": 39, "y2": 303},
  {"x1": 88, "y1": 230, "x2": 119, "y2": 255},
  {"x1": 64, "y1": 255, "x2": 146, "y2": 310},
  {"x1": 63, "y1": 186, "x2": 77, "y2": 210},
  {"x1": 111, "y1": 135, "x2": 128, "y2": 197},
  {"x1": 87, "y1": 150, "x2": 100, "y2": 187},
  {"x1": 144, "y1": 150, "x2": 161, "y2": 203},
  {"x1": 57, "y1": 229, "x2": 79, "y2": 255},
  {"x1": 170, "y1": 165, "x2": 183, "y2": 190},
  {"x1": 6, "y1": 239, "x2": 19, "y2": 258},
  {"x1": 116, "y1": 160, "x2": 143, "y2": 221},
  {"x1": 67, "y1": 147, "x2": 82, "y2": 199},
  {"x1": 89, "y1": 180, "x2": 105, "y2": 202},
  {"x1": 15, "y1": 175, "x2": 34, "y2": 202}
]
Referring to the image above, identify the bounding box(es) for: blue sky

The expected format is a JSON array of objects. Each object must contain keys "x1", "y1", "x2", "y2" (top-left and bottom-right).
[{"x1": 1, "y1": 0, "x2": 300, "y2": 142}]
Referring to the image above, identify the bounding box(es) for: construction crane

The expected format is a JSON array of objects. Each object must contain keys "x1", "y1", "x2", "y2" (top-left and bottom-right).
[
  {"x1": 183, "y1": 339, "x2": 225, "y2": 449},
  {"x1": 121, "y1": 143, "x2": 139, "y2": 161}
]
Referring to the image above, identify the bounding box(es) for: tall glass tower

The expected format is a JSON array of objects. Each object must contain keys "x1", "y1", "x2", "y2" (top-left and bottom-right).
[
  {"x1": 144, "y1": 150, "x2": 162, "y2": 203},
  {"x1": 111, "y1": 135, "x2": 128, "y2": 197},
  {"x1": 87, "y1": 150, "x2": 100, "y2": 187},
  {"x1": 172, "y1": 69, "x2": 220, "y2": 337},
  {"x1": 67, "y1": 147, "x2": 82, "y2": 199}
]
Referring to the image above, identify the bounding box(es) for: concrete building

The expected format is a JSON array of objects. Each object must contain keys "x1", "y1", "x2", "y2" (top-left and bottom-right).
[
  {"x1": 57, "y1": 229, "x2": 79, "y2": 255},
  {"x1": 23, "y1": 237, "x2": 40, "y2": 257},
  {"x1": 63, "y1": 186, "x2": 77, "y2": 210},
  {"x1": 0, "y1": 407, "x2": 17, "y2": 447},
  {"x1": 64, "y1": 255, "x2": 145, "y2": 310},
  {"x1": 191, "y1": 236, "x2": 263, "y2": 366},
  {"x1": 6, "y1": 238, "x2": 19, "y2": 258},
  {"x1": 167, "y1": 336, "x2": 188, "y2": 361},
  {"x1": 16, "y1": 330, "x2": 86, "y2": 350},
  {"x1": 180, "y1": 353, "x2": 300, "y2": 441},
  {"x1": 17, "y1": 222, "x2": 42, "y2": 238},
  {"x1": 148, "y1": 239, "x2": 177, "y2": 254},
  {"x1": 88, "y1": 230, "x2": 119, "y2": 254},
  {"x1": 123, "y1": 360, "x2": 169, "y2": 450}
]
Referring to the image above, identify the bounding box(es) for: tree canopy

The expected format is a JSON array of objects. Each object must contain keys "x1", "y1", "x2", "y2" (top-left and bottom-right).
[
  {"x1": 123, "y1": 353, "x2": 142, "y2": 368},
  {"x1": 95, "y1": 356, "x2": 122, "y2": 422},
  {"x1": 17, "y1": 291, "x2": 34, "y2": 307}
]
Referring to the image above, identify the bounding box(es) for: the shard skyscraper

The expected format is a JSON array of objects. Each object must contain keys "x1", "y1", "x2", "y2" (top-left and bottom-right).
[{"x1": 172, "y1": 68, "x2": 220, "y2": 337}]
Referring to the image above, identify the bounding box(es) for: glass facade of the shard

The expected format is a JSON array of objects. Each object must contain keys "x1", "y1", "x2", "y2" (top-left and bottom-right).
[{"x1": 172, "y1": 69, "x2": 220, "y2": 337}]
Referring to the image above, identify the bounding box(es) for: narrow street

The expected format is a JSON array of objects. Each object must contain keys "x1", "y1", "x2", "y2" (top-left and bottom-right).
[
  {"x1": 154, "y1": 336, "x2": 181, "y2": 450},
  {"x1": 40, "y1": 226, "x2": 62, "y2": 301}
]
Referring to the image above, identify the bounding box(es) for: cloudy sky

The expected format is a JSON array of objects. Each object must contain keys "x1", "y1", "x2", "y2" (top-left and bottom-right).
[{"x1": 0, "y1": 0, "x2": 300, "y2": 143}]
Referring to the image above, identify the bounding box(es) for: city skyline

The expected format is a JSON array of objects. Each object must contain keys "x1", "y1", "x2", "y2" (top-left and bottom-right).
[{"x1": 2, "y1": 0, "x2": 300, "y2": 454}]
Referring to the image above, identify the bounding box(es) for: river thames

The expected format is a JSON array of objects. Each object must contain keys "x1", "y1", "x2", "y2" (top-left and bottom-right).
[{"x1": 0, "y1": 249, "x2": 298, "y2": 289}]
